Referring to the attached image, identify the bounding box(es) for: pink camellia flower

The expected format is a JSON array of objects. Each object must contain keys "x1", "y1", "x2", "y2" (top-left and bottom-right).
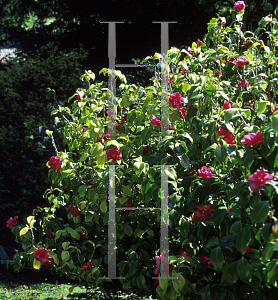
[
  {"x1": 217, "y1": 128, "x2": 236, "y2": 145},
  {"x1": 69, "y1": 204, "x2": 80, "y2": 217},
  {"x1": 168, "y1": 92, "x2": 184, "y2": 108},
  {"x1": 81, "y1": 261, "x2": 93, "y2": 272},
  {"x1": 240, "y1": 130, "x2": 263, "y2": 147},
  {"x1": 151, "y1": 115, "x2": 162, "y2": 127},
  {"x1": 197, "y1": 39, "x2": 204, "y2": 46},
  {"x1": 179, "y1": 107, "x2": 187, "y2": 119},
  {"x1": 106, "y1": 147, "x2": 122, "y2": 162},
  {"x1": 187, "y1": 47, "x2": 194, "y2": 56},
  {"x1": 233, "y1": 56, "x2": 247, "y2": 67},
  {"x1": 83, "y1": 127, "x2": 87, "y2": 132},
  {"x1": 198, "y1": 166, "x2": 213, "y2": 178},
  {"x1": 223, "y1": 100, "x2": 233, "y2": 109},
  {"x1": 199, "y1": 254, "x2": 211, "y2": 265},
  {"x1": 48, "y1": 156, "x2": 62, "y2": 170},
  {"x1": 193, "y1": 204, "x2": 215, "y2": 222},
  {"x1": 273, "y1": 104, "x2": 278, "y2": 114},
  {"x1": 33, "y1": 248, "x2": 49, "y2": 262},
  {"x1": 248, "y1": 167, "x2": 274, "y2": 192},
  {"x1": 154, "y1": 253, "x2": 173, "y2": 276},
  {"x1": 48, "y1": 232, "x2": 55, "y2": 238},
  {"x1": 6, "y1": 216, "x2": 18, "y2": 229},
  {"x1": 237, "y1": 79, "x2": 249, "y2": 88},
  {"x1": 106, "y1": 110, "x2": 114, "y2": 116},
  {"x1": 233, "y1": 1, "x2": 245, "y2": 11}
]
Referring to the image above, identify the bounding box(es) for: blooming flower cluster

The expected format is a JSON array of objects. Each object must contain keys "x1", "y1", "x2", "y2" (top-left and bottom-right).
[
  {"x1": 106, "y1": 146, "x2": 122, "y2": 162},
  {"x1": 240, "y1": 130, "x2": 263, "y2": 147},
  {"x1": 198, "y1": 166, "x2": 213, "y2": 178},
  {"x1": 248, "y1": 168, "x2": 274, "y2": 192},
  {"x1": 193, "y1": 204, "x2": 215, "y2": 222},
  {"x1": 81, "y1": 260, "x2": 93, "y2": 272},
  {"x1": 48, "y1": 156, "x2": 62, "y2": 169},
  {"x1": 6, "y1": 216, "x2": 18, "y2": 229},
  {"x1": 69, "y1": 204, "x2": 80, "y2": 217},
  {"x1": 168, "y1": 92, "x2": 184, "y2": 108},
  {"x1": 233, "y1": 1, "x2": 245, "y2": 11},
  {"x1": 233, "y1": 56, "x2": 247, "y2": 67},
  {"x1": 33, "y1": 248, "x2": 49, "y2": 262},
  {"x1": 223, "y1": 100, "x2": 233, "y2": 109},
  {"x1": 151, "y1": 115, "x2": 161, "y2": 127},
  {"x1": 217, "y1": 127, "x2": 236, "y2": 145}
]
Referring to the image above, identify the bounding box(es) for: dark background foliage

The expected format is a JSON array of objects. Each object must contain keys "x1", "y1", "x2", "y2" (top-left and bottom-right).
[{"x1": 0, "y1": 0, "x2": 276, "y2": 255}]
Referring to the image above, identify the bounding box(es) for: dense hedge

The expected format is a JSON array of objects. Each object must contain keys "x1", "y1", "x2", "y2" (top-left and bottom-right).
[{"x1": 0, "y1": 44, "x2": 88, "y2": 247}]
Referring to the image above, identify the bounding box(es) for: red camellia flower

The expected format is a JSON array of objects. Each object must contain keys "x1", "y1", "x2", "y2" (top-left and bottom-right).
[
  {"x1": 233, "y1": 1, "x2": 245, "y2": 11},
  {"x1": 176, "y1": 251, "x2": 193, "y2": 264},
  {"x1": 151, "y1": 115, "x2": 162, "y2": 127},
  {"x1": 102, "y1": 130, "x2": 111, "y2": 141},
  {"x1": 193, "y1": 204, "x2": 215, "y2": 222},
  {"x1": 97, "y1": 137, "x2": 104, "y2": 142},
  {"x1": 248, "y1": 167, "x2": 274, "y2": 192},
  {"x1": 48, "y1": 156, "x2": 62, "y2": 169},
  {"x1": 69, "y1": 204, "x2": 80, "y2": 217},
  {"x1": 132, "y1": 189, "x2": 136, "y2": 194},
  {"x1": 197, "y1": 39, "x2": 204, "y2": 46},
  {"x1": 240, "y1": 130, "x2": 263, "y2": 147},
  {"x1": 76, "y1": 95, "x2": 81, "y2": 102},
  {"x1": 82, "y1": 127, "x2": 87, "y2": 132},
  {"x1": 168, "y1": 92, "x2": 184, "y2": 108},
  {"x1": 125, "y1": 199, "x2": 133, "y2": 207},
  {"x1": 246, "y1": 243, "x2": 251, "y2": 253},
  {"x1": 78, "y1": 230, "x2": 87, "y2": 241},
  {"x1": 187, "y1": 47, "x2": 194, "y2": 56},
  {"x1": 106, "y1": 147, "x2": 122, "y2": 162},
  {"x1": 43, "y1": 257, "x2": 54, "y2": 268},
  {"x1": 217, "y1": 127, "x2": 236, "y2": 145},
  {"x1": 167, "y1": 123, "x2": 175, "y2": 130},
  {"x1": 198, "y1": 166, "x2": 213, "y2": 178},
  {"x1": 48, "y1": 232, "x2": 55, "y2": 238},
  {"x1": 33, "y1": 248, "x2": 49, "y2": 262},
  {"x1": 199, "y1": 254, "x2": 211, "y2": 265},
  {"x1": 233, "y1": 56, "x2": 247, "y2": 67},
  {"x1": 238, "y1": 79, "x2": 249, "y2": 88},
  {"x1": 143, "y1": 145, "x2": 152, "y2": 154},
  {"x1": 179, "y1": 107, "x2": 187, "y2": 119},
  {"x1": 223, "y1": 100, "x2": 233, "y2": 109},
  {"x1": 273, "y1": 104, "x2": 278, "y2": 114},
  {"x1": 6, "y1": 216, "x2": 18, "y2": 229},
  {"x1": 81, "y1": 261, "x2": 93, "y2": 272}
]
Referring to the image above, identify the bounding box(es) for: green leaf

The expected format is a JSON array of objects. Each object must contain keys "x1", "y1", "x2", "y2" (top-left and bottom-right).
[
  {"x1": 273, "y1": 114, "x2": 278, "y2": 136},
  {"x1": 122, "y1": 94, "x2": 130, "y2": 107},
  {"x1": 198, "y1": 284, "x2": 211, "y2": 300},
  {"x1": 20, "y1": 227, "x2": 29, "y2": 236},
  {"x1": 188, "y1": 86, "x2": 203, "y2": 102},
  {"x1": 141, "y1": 128, "x2": 152, "y2": 143},
  {"x1": 124, "y1": 225, "x2": 133, "y2": 236},
  {"x1": 210, "y1": 246, "x2": 224, "y2": 272},
  {"x1": 228, "y1": 181, "x2": 245, "y2": 199},
  {"x1": 224, "y1": 108, "x2": 240, "y2": 122},
  {"x1": 165, "y1": 167, "x2": 177, "y2": 180},
  {"x1": 136, "y1": 274, "x2": 147, "y2": 290},
  {"x1": 230, "y1": 220, "x2": 242, "y2": 237},
  {"x1": 80, "y1": 152, "x2": 89, "y2": 162},
  {"x1": 221, "y1": 261, "x2": 238, "y2": 286},
  {"x1": 209, "y1": 209, "x2": 227, "y2": 227},
  {"x1": 90, "y1": 143, "x2": 104, "y2": 157},
  {"x1": 256, "y1": 101, "x2": 268, "y2": 114},
  {"x1": 62, "y1": 242, "x2": 70, "y2": 250},
  {"x1": 182, "y1": 82, "x2": 191, "y2": 93},
  {"x1": 66, "y1": 227, "x2": 80, "y2": 240},
  {"x1": 169, "y1": 109, "x2": 179, "y2": 124},
  {"x1": 236, "y1": 227, "x2": 251, "y2": 254},
  {"x1": 159, "y1": 273, "x2": 168, "y2": 290},
  {"x1": 61, "y1": 250, "x2": 70, "y2": 261},
  {"x1": 172, "y1": 271, "x2": 186, "y2": 295},
  {"x1": 262, "y1": 241, "x2": 278, "y2": 262},
  {"x1": 100, "y1": 201, "x2": 107, "y2": 213},
  {"x1": 97, "y1": 153, "x2": 107, "y2": 167},
  {"x1": 27, "y1": 216, "x2": 36, "y2": 228},
  {"x1": 33, "y1": 258, "x2": 41, "y2": 270},
  {"x1": 215, "y1": 146, "x2": 227, "y2": 162},
  {"x1": 251, "y1": 201, "x2": 269, "y2": 224},
  {"x1": 237, "y1": 257, "x2": 253, "y2": 282},
  {"x1": 123, "y1": 185, "x2": 132, "y2": 197},
  {"x1": 179, "y1": 154, "x2": 190, "y2": 169}
]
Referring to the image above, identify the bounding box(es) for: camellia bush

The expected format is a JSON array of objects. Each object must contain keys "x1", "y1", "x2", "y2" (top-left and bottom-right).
[{"x1": 7, "y1": 2, "x2": 278, "y2": 299}]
